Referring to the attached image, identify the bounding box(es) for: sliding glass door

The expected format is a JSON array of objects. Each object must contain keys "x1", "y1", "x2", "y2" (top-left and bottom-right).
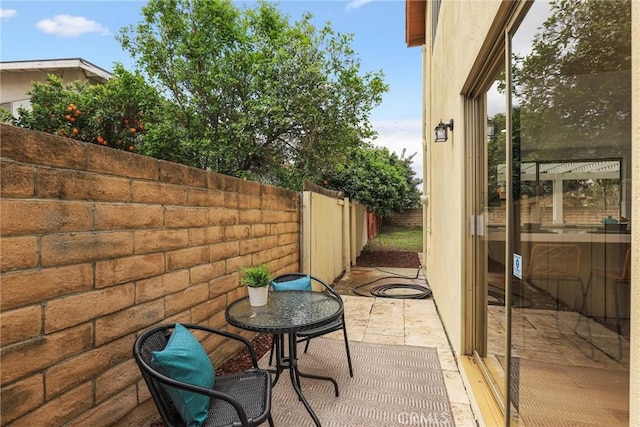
[{"x1": 472, "y1": 1, "x2": 631, "y2": 424}]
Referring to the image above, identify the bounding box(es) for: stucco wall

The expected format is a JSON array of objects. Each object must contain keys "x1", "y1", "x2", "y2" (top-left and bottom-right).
[
  {"x1": 0, "y1": 69, "x2": 91, "y2": 105},
  {"x1": 302, "y1": 191, "x2": 346, "y2": 284},
  {"x1": 0, "y1": 124, "x2": 300, "y2": 425},
  {"x1": 424, "y1": 1, "x2": 501, "y2": 355}
]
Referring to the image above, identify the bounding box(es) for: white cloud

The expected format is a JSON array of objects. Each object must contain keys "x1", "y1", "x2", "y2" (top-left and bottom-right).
[
  {"x1": 345, "y1": 0, "x2": 374, "y2": 11},
  {"x1": 1, "y1": 9, "x2": 17, "y2": 19},
  {"x1": 370, "y1": 119, "x2": 424, "y2": 179},
  {"x1": 36, "y1": 14, "x2": 110, "y2": 37}
]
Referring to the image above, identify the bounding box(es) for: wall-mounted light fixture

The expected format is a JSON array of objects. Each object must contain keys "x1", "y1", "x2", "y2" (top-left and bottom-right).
[{"x1": 434, "y1": 119, "x2": 454, "y2": 142}]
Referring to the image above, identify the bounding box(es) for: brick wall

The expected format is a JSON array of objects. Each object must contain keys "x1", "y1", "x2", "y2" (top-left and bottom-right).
[
  {"x1": 383, "y1": 204, "x2": 618, "y2": 229},
  {"x1": 487, "y1": 203, "x2": 620, "y2": 225},
  {"x1": 384, "y1": 208, "x2": 423, "y2": 228},
  {"x1": 0, "y1": 124, "x2": 300, "y2": 426}
]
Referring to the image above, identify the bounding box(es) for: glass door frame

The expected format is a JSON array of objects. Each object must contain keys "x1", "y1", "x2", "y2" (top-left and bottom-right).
[
  {"x1": 463, "y1": 2, "x2": 533, "y2": 424},
  {"x1": 464, "y1": 1, "x2": 633, "y2": 425}
]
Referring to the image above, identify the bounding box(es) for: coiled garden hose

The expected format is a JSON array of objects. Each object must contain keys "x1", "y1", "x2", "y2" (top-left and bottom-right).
[{"x1": 353, "y1": 266, "x2": 432, "y2": 299}]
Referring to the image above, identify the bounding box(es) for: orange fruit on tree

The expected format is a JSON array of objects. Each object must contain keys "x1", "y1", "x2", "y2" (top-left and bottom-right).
[
  {"x1": 97, "y1": 136, "x2": 104, "y2": 144},
  {"x1": 129, "y1": 127, "x2": 136, "y2": 134},
  {"x1": 65, "y1": 115, "x2": 72, "y2": 121},
  {"x1": 128, "y1": 145, "x2": 135, "y2": 151},
  {"x1": 72, "y1": 128, "x2": 79, "y2": 135}
]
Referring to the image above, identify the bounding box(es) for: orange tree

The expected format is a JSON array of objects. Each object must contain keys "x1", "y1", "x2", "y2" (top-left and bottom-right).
[
  {"x1": 118, "y1": 0, "x2": 387, "y2": 186},
  {"x1": 10, "y1": 63, "x2": 163, "y2": 152}
]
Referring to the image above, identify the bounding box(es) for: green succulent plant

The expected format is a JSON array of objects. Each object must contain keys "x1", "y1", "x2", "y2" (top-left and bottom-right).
[{"x1": 241, "y1": 264, "x2": 272, "y2": 288}]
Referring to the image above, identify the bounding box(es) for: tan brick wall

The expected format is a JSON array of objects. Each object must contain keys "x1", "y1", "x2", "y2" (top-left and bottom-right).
[
  {"x1": 0, "y1": 124, "x2": 300, "y2": 426},
  {"x1": 487, "y1": 204, "x2": 620, "y2": 225},
  {"x1": 383, "y1": 206, "x2": 620, "y2": 229},
  {"x1": 384, "y1": 208, "x2": 423, "y2": 228}
]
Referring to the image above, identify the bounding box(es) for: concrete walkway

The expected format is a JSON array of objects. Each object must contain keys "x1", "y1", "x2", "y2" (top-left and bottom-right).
[{"x1": 329, "y1": 267, "x2": 480, "y2": 427}]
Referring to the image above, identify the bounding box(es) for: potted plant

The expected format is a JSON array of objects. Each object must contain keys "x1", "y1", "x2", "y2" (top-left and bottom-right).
[{"x1": 241, "y1": 264, "x2": 272, "y2": 306}]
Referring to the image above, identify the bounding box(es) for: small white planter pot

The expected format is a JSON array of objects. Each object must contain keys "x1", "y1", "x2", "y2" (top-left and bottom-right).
[{"x1": 248, "y1": 286, "x2": 269, "y2": 307}]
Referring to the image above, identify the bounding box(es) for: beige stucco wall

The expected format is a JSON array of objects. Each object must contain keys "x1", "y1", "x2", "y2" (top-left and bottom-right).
[
  {"x1": 423, "y1": 1, "x2": 502, "y2": 355},
  {"x1": 301, "y1": 191, "x2": 348, "y2": 286},
  {"x1": 0, "y1": 69, "x2": 92, "y2": 104}
]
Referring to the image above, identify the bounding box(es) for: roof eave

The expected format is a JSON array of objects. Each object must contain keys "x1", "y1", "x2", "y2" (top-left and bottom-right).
[
  {"x1": 405, "y1": 0, "x2": 426, "y2": 48},
  {"x1": 0, "y1": 58, "x2": 111, "y2": 83}
]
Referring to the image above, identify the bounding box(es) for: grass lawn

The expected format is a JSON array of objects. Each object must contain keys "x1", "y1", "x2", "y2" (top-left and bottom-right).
[{"x1": 366, "y1": 226, "x2": 423, "y2": 252}]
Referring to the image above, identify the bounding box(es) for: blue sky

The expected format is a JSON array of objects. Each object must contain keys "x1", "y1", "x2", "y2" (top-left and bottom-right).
[{"x1": 0, "y1": 1, "x2": 423, "y2": 177}]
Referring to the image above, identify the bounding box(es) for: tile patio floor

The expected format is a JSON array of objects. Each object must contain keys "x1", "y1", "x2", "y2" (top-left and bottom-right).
[{"x1": 328, "y1": 267, "x2": 480, "y2": 427}]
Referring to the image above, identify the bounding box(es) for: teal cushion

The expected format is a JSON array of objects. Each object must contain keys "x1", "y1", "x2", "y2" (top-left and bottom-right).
[
  {"x1": 271, "y1": 275, "x2": 312, "y2": 291},
  {"x1": 151, "y1": 323, "x2": 215, "y2": 427}
]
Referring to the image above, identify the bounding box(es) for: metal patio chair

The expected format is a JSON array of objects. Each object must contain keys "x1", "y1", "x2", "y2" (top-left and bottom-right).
[
  {"x1": 133, "y1": 323, "x2": 273, "y2": 427},
  {"x1": 523, "y1": 243, "x2": 592, "y2": 340},
  {"x1": 525, "y1": 243, "x2": 585, "y2": 308},
  {"x1": 269, "y1": 273, "x2": 354, "y2": 377}
]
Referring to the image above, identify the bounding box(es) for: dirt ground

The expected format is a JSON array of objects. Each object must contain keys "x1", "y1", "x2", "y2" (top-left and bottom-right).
[{"x1": 355, "y1": 250, "x2": 420, "y2": 268}]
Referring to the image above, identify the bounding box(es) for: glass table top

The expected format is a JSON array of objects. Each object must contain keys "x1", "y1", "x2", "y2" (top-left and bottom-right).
[{"x1": 225, "y1": 290, "x2": 343, "y2": 333}]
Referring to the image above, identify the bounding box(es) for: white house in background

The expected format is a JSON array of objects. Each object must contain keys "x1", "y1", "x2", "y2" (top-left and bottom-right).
[{"x1": 0, "y1": 58, "x2": 111, "y2": 116}]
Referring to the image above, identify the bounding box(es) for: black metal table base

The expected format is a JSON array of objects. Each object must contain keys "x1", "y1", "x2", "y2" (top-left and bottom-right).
[{"x1": 270, "y1": 333, "x2": 339, "y2": 426}]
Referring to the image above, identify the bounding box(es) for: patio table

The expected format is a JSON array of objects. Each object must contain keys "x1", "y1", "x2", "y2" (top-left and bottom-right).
[{"x1": 225, "y1": 290, "x2": 343, "y2": 427}]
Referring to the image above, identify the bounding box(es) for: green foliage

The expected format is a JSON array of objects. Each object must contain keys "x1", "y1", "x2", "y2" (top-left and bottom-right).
[
  {"x1": 11, "y1": 64, "x2": 164, "y2": 152},
  {"x1": 241, "y1": 264, "x2": 272, "y2": 288},
  {"x1": 325, "y1": 146, "x2": 422, "y2": 217},
  {"x1": 486, "y1": 113, "x2": 506, "y2": 206},
  {"x1": 513, "y1": 0, "x2": 631, "y2": 159},
  {"x1": 10, "y1": 0, "x2": 415, "y2": 208},
  {"x1": 395, "y1": 148, "x2": 422, "y2": 209},
  {"x1": 0, "y1": 107, "x2": 13, "y2": 123},
  {"x1": 118, "y1": 0, "x2": 387, "y2": 183}
]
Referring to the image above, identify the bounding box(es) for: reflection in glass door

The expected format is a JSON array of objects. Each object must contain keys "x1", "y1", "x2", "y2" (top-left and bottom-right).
[
  {"x1": 507, "y1": 1, "x2": 631, "y2": 425},
  {"x1": 475, "y1": 78, "x2": 509, "y2": 408},
  {"x1": 472, "y1": 1, "x2": 632, "y2": 425}
]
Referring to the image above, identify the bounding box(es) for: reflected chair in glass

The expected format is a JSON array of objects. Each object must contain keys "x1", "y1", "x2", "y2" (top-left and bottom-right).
[
  {"x1": 487, "y1": 244, "x2": 585, "y2": 312},
  {"x1": 523, "y1": 243, "x2": 588, "y2": 332},
  {"x1": 133, "y1": 323, "x2": 273, "y2": 427},
  {"x1": 585, "y1": 246, "x2": 631, "y2": 359},
  {"x1": 525, "y1": 243, "x2": 584, "y2": 300},
  {"x1": 269, "y1": 273, "x2": 354, "y2": 377}
]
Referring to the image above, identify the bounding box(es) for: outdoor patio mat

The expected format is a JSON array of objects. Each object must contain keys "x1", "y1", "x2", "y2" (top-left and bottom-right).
[
  {"x1": 506, "y1": 357, "x2": 629, "y2": 426},
  {"x1": 259, "y1": 337, "x2": 455, "y2": 427}
]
